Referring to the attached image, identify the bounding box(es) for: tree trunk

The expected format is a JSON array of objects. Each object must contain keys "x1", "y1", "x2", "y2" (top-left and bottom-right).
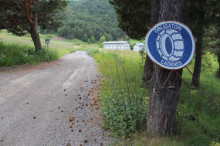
[
  {"x1": 192, "y1": 32, "x2": 204, "y2": 87},
  {"x1": 142, "y1": 0, "x2": 160, "y2": 86},
  {"x1": 142, "y1": 56, "x2": 154, "y2": 85},
  {"x1": 191, "y1": 0, "x2": 206, "y2": 87},
  {"x1": 216, "y1": 49, "x2": 220, "y2": 78},
  {"x1": 147, "y1": 0, "x2": 186, "y2": 137},
  {"x1": 215, "y1": 30, "x2": 220, "y2": 78},
  {"x1": 30, "y1": 14, "x2": 42, "y2": 52}
]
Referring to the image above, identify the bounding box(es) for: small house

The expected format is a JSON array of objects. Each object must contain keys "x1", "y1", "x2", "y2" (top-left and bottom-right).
[
  {"x1": 103, "y1": 41, "x2": 130, "y2": 50},
  {"x1": 133, "y1": 43, "x2": 145, "y2": 51}
]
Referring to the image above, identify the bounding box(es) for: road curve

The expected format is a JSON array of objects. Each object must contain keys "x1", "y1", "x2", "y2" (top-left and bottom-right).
[{"x1": 0, "y1": 51, "x2": 110, "y2": 146}]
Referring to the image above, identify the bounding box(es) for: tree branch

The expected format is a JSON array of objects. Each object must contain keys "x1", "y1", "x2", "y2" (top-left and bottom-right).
[
  {"x1": 8, "y1": 14, "x2": 30, "y2": 32},
  {"x1": 29, "y1": 0, "x2": 33, "y2": 5},
  {"x1": 25, "y1": 0, "x2": 33, "y2": 24},
  {"x1": 19, "y1": 0, "x2": 25, "y2": 9},
  {"x1": 0, "y1": 2, "x2": 26, "y2": 17}
]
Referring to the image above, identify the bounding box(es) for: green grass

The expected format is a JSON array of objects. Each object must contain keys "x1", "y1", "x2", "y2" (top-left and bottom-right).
[
  {"x1": 0, "y1": 30, "x2": 98, "y2": 50},
  {"x1": 0, "y1": 41, "x2": 60, "y2": 66},
  {"x1": 88, "y1": 48, "x2": 148, "y2": 138},
  {"x1": 87, "y1": 48, "x2": 220, "y2": 145},
  {"x1": 0, "y1": 30, "x2": 99, "y2": 67}
]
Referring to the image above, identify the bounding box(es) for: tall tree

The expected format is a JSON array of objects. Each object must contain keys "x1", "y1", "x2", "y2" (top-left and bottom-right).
[
  {"x1": 0, "y1": 0, "x2": 67, "y2": 52},
  {"x1": 186, "y1": 0, "x2": 220, "y2": 87},
  {"x1": 111, "y1": 0, "x2": 187, "y2": 136},
  {"x1": 147, "y1": 0, "x2": 187, "y2": 136},
  {"x1": 142, "y1": 0, "x2": 160, "y2": 86}
]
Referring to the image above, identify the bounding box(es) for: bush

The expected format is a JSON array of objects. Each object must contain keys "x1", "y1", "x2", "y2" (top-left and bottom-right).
[{"x1": 201, "y1": 52, "x2": 218, "y2": 74}]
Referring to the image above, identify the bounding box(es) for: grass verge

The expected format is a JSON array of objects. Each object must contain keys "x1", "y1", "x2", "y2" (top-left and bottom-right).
[
  {"x1": 0, "y1": 41, "x2": 74, "y2": 67},
  {"x1": 88, "y1": 48, "x2": 148, "y2": 138},
  {"x1": 87, "y1": 48, "x2": 220, "y2": 145}
]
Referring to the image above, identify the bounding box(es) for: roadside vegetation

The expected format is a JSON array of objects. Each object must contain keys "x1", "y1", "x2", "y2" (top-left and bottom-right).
[
  {"x1": 0, "y1": 42, "x2": 59, "y2": 67},
  {"x1": 88, "y1": 48, "x2": 220, "y2": 145},
  {"x1": 0, "y1": 30, "x2": 97, "y2": 67}
]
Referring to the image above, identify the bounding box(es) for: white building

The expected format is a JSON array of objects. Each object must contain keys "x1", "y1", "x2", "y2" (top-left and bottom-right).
[
  {"x1": 103, "y1": 41, "x2": 130, "y2": 50},
  {"x1": 133, "y1": 43, "x2": 145, "y2": 51}
]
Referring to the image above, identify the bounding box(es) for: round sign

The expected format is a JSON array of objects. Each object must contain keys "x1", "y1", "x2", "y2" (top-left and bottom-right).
[{"x1": 145, "y1": 21, "x2": 195, "y2": 70}]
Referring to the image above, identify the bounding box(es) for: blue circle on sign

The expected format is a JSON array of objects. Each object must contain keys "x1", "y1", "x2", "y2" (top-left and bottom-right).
[{"x1": 145, "y1": 21, "x2": 195, "y2": 70}]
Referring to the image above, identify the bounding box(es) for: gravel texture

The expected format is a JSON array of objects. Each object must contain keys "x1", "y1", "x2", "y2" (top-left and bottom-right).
[{"x1": 0, "y1": 51, "x2": 111, "y2": 146}]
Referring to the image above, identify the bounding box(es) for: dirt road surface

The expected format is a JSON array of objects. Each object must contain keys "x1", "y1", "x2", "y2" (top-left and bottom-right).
[{"x1": 0, "y1": 51, "x2": 111, "y2": 146}]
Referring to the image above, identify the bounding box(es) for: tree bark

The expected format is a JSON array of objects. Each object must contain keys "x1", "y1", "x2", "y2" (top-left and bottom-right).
[
  {"x1": 191, "y1": 0, "x2": 206, "y2": 87},
  {"x1": 147, "y1": 0, "x2": 186, "y2": 137},
  {"x1": 192, "y1": 32, "x2": 204, "y2": 87},
  {"x1": 142, "y1": 0, "x2": 160, "y2": 86},
  {"x1": 30, "y1": 13, "x2": 42, "y2": 52}
]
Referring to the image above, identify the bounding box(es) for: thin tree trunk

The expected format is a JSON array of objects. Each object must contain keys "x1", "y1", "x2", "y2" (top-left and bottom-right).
[
  {"x1": 191, "y1": 0, "x2": 207, "y2": 87},
  {"x1": 192, "y1": 32, "x2": 204, "y2": 87},
  {"x1": 147, "y1": 0, "x2": 186, "y2": 137},
  {"x1": 30, "y1": 14, "x2": 42, "y2": 52},
  {"x1": 142, "y1": 0, "x2": 160, "y2": 86},
  {"x1": 216, "y1": 49, "x2": 220, "y2": 78}
]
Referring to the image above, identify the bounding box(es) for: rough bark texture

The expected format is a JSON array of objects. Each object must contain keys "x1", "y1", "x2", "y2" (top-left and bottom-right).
[
  {"x1": 147, "y1": 0, "x2": 186, "y2": 137},
  {"x1": 142, "y1": 56, "x2": 154, "y2": 85},
  {"x1": 192, "y1": 33, "x2": 203, "y2": 87},
  {"x1": 142, "y1": 0, "x2": 160, "y2": 86},
  {"x1": 30, "y1": 14, "x2": 42, "y2": 52}
]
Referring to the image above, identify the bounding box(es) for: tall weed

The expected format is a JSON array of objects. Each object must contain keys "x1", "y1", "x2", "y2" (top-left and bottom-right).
[{"x1": 88, "y1": 48, "x2": 148, "y2": 138}]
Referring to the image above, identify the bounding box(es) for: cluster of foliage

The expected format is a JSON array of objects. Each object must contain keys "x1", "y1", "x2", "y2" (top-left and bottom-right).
[
  {"x1": 109, "y1": 0, "x2": 151, "y2": 40},
  {"x1": 0, "y1": 0, "x2": 67, "y2": 51},
  {"x1": 57, "y1": 0, "x2": 126, "y2": 42},
  {"x1": 88, "y1": 48, "x2": 148, "y2": 138},
  {"x1": 0, "y1": 41, "x2": 59, "y2": 66}
]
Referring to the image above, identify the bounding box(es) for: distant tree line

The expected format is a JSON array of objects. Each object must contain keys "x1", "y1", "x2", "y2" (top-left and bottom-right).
[{"x1": 52, "y1": 0, "x2": 126, "y2": 42}]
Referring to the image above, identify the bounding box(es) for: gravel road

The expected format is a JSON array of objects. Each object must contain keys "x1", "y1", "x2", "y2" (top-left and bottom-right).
[{"x1": 0, "y1": 51, "x2": 111, "y2": 146}]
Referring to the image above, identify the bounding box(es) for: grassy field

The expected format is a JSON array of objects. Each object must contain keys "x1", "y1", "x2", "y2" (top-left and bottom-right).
[
  {"x1": 0, "y1": 30, "x2": 98, "y2": 66},
  {"x1": 88, "y1": 48, "x2": 220, "y2": 146}
]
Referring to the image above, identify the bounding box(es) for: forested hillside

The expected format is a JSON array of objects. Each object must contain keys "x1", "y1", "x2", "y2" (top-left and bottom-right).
[{"x1": 55, "y1": 0, "x2": 126, "y2": 42}]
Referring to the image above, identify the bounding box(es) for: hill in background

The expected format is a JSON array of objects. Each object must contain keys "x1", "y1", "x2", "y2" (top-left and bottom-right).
[{"x1": 42, "y1": 0, "x2": 126, "y2": 42}]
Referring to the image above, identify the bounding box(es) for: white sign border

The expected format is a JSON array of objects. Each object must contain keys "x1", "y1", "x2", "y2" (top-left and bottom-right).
[{"x1": 145, "y1": 21, "x2": 195, "y2": 70}]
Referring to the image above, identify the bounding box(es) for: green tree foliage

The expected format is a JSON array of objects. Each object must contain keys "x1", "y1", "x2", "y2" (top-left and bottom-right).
[
  {"x1": 110, "y1": 0, "x2": 220, "y2": 86},
  {"x1": 109, "y1": 0, "x2": 151, "y2": 40},
  {"x1": 0, "y1": 0, "x2": 67, "y2": 51},
  {"x1": 90, "y1": 36, "x2": 96, "y2": 44},
  {"x1": 99, "y1": 36, "x2": 106, "y2": 43},
  {"x1": 58, "y1": 0, "x2": 125, "y2": 41}
]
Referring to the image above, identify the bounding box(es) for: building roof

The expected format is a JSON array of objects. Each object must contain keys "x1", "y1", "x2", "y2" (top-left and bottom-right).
[
  {"x1": 134, "y1": 43, "x2": 145, "y2": 46},
  {"x1": 103, "y1": 41, "x2": 129, "y2": 44}
]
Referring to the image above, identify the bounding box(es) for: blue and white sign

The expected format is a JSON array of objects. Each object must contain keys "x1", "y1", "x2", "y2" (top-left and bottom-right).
[{"x1": 145, "y1": 21, "x2": 195, "y2": 70}]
